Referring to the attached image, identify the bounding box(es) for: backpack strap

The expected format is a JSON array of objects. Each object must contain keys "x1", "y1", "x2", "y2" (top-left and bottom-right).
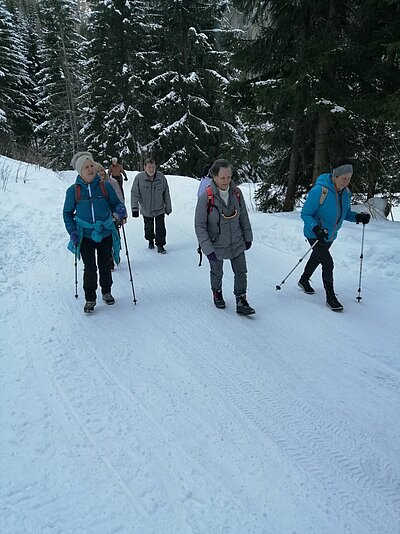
[
  {"x1": 319, "y1": 186, "x2": 328, "y2": 205},
  {"x1": 232, "y1": 186, "x2": 241, "y2": 206},
  {"x1": 75, "y1": 181, "x2": 109, "y2": 204},
  {"x1": 75, "y1": 184, "x2": 81, "y2": 204},
  {"x1": 197, "y1": 186, "x2": 216, "y2": 267},
  {"x1": 206, "y1": 185, "x2": 214, "y2": 214},
  {"x1": 197, "y1": 244, "x2": 203, "y2": 267},
  {"x1": 99, "y1": 180, "x2": 109, "y2": 200}
]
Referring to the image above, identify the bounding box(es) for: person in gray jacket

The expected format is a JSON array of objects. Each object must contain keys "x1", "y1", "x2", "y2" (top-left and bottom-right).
[
  {"x1": 130, "y1": 158, "x2": 172, "y2": 254},
  {"x1": 195, "y1": 159, "x2": 255, "y2": 315}
]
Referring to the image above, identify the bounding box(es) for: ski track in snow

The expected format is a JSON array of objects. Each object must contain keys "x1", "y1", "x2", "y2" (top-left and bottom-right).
[{"x1": 1, "y1": 160, "x2": 400, "y2": 534}]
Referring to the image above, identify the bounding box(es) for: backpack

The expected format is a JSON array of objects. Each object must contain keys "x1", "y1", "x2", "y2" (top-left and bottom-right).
[
  {"x1": 318, "y1": 185, "x2": 349, "y2": 205},
  {"x1": 205, "y1": 184, "x2": 241, "y2": 213},
  {"x1": 197, "y1": 185, "x2": 242, "y2": 266},
  {"x1": 75, "y1": 180, "x2": 108, "y2": 204}
]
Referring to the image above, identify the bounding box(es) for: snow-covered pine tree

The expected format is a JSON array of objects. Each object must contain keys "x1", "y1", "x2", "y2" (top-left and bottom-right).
[
  {"x1": 82, "y1": 0, "x2": 155, "y2": 170},
  {"x1": 36, "y1": 0, "x2": 84, "y2": 168},
  {"x1": 145, "y1": 0, "x2": 243, "y2": 177},
  {"x1": 231, "y1": 0, "x2": 400, "y2": 211},
  {"x1": 348, "y1": 0, "x2": 400, "y2": 201},
  {"x1": 0, "y1": 0, "x2": 35, "y2": 156}
]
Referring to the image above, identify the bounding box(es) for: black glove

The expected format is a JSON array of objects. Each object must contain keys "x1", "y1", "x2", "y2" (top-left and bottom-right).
[
  {"x1": 313, "y1": 225, "x2": 329, "y2": 242},
  {"x1": 207, "y1": 252, "x2": 218, "y2": 262},
  {"x1": 356, "y1": 212, "x2": 370, "y2": 225},
  {"x1": 70, "y1": 230, "x2": 79, "y2": 246},
  {"x1": 124, "y1": 177, "x2": 128, "y2": 181},
  {"x1": 131, "y1": 210, "x2": 139, "y2": 218}
]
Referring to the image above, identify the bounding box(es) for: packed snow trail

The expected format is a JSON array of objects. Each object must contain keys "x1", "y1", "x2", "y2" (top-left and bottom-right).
[{"x1": 1, "y1": 157, "x2": 400, "y2": 533}]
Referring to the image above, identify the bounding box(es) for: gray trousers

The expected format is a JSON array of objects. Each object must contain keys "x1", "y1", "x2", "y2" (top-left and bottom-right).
[{"x1": 210, "y1": 252, "x2": 247, "y2": 296}]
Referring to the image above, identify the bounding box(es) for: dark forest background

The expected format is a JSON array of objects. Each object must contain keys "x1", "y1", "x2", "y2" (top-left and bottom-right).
[{"x1": 1, "y1": 0, "x2": 400, "y2": 210}]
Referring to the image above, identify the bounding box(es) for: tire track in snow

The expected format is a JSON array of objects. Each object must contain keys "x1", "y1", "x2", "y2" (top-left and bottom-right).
[
  {"x1": 42, "y1": 266, "x2": 262, "y2": 532},
  {"x1": 166, "y1": 314, "x2": 400, "y2": 534},
  {"x1": 23, "y1": 278, "x2": 152, "y2": 528},
  {"x1": 136, "y1": 222, "x2": 400, "y2": 531}
]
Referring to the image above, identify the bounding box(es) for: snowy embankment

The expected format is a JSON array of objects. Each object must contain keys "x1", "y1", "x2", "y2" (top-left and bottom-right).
[{"x1": 0, "y1": 155, "x2": 399, "y2": 534}]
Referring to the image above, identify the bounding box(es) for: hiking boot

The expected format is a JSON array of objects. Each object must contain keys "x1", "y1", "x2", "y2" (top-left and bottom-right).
[
  {"x1": 326, "y1": 292, "x2": 343, "y2": 312},
  {"x1": 298, "y1": 276, "x2": 315, "y2": 294},
  {"x1": 148, "y1": 240, "x2": 154, "y2": 250},
  {"x1": 323, "y1": 280, "x2": 343, "y2": 311},
  {"x1": 84, "y1": 300, "x2": 96, "y2": 313},
  {"x1": 213, "y1": 290, "x2": 226, "y2": 309},
  {"x1": 236, "y1": 294, "x2": 255, "y2": 316},
  {"x1": 157, "y1": 245, "x2": 167, "y2": 254},
  {"x1": 102, "y1": 293, "x2": 115, "y2": 305}
]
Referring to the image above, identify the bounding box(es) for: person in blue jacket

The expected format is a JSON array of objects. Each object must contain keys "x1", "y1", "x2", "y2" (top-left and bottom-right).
[
  {"x1": 63, "y1": 151, "x2": 127, "y2": 313},
  {"x1": 299, "y1": 160, "x2": 370, "y2": 311}
]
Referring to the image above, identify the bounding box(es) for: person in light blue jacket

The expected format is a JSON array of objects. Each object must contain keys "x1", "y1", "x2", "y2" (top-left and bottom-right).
[
  {"x1": 63, "y1": 151, "x2": 127, "y2": 313},
  {"x1": 299, "y1": 160, "x2": 370, "y2": 311}
]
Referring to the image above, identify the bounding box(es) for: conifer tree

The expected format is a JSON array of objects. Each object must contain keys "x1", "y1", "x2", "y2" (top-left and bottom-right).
[
  {"x1": 83, "y1": 0, "x2": 155, "y2": 169},
  {"x1": 7, "y1": 2, "x2": 40, "y2": 155},
  {"x1": 145, "y1": 0, "x2": 242, "y2": 177},
  {"x1": 0, "y1": 0, "x2": 35, "y2": 155},
  {"x1": 36, "y1": 0, "x2": 84, "y2": 168},
  {"x1": 231, "y1": 0, "x2": 400, "y2": 210}
]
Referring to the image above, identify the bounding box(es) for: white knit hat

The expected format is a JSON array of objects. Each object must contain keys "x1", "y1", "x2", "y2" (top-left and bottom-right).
[{"x1": 71, "y1": 151, "x2": 94, "y2": 175}]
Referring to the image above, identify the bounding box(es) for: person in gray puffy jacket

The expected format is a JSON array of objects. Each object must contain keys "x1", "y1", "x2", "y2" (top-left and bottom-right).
[
  {"x1": 195, "y1": 159, "x2": 255, "y2": 315},
  {"x1": 130, "y1": 158, "x2": 172, "y2": 254}
]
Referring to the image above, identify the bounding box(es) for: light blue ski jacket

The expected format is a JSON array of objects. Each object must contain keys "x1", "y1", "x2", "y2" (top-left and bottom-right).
[
  {"x1": 63, "y1": 175, "x2": 125, "y2": 262},
  {"x1": 301, "y1": 173, "x2": 357, "y2": 243},
  {"x1": 63, "y1": 175, "x2": 125, "y2": 239}
]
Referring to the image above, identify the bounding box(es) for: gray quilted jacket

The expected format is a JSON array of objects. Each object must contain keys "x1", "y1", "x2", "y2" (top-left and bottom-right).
[
  {"x1": 131, "y1": 171, "x2": 172, "y2": 217},
  {"x1": 195, "y1": 181, "x2": 253, "y2": 260}
]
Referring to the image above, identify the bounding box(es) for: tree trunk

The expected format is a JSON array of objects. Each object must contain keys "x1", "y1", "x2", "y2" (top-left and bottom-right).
[
  {"x1": 283, "y1": 121, "x2": 300, "y2": 211},
  {"x1": 59, "y1": 28, "x2": 79, "y2": 154},
  {"x1": 312, "y1": 110, "x2": 330, "y2": 183}
]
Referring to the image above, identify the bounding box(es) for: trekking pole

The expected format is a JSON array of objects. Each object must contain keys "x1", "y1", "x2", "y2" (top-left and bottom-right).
[
  {"x1": 121, "y1": 223, "x2": 137, "y2": 305},
  {"x1": 356, "y1": 223, "x2": 366, "y2": 302},
  {"x1": 74, "y1": 248, "x2": 78, "y2": 298},
  {"x1": 276, "y1": 240, "x2": 319, "y2": 290}
]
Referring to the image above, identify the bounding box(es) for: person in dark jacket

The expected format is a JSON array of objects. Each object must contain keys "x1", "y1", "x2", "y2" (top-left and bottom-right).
[
  {"x1": 195, "y1": 159, "x2": 255, "y2": 315},
  {"x1": 108, "y1": 157, "x2": 128, "y2": 198},
  {"x1": 63, "y1": 152, "x2": 127, "y2": 313},
  {"x1": 95, "y1": 162, "x2": 126, "y2": 271},
  {"x1": 130, "y1": 158, "x2": 172, "y2": 254},
  {"x1": 299, "y1": 159, "x2": 371, "y2": 311}
]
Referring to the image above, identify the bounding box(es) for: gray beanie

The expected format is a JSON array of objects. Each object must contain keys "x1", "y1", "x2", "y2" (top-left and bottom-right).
[
  {"x1": 332, "y1": 164, "x2": 353, "y2": 177},
  {"x1": 71, "y1": 151, "x2": 94, "y2": 175}
]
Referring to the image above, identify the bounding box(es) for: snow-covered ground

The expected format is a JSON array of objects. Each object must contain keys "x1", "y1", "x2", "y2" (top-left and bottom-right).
[{"x1": 1, "y1": 155, "x2": 399, "y2": 534}]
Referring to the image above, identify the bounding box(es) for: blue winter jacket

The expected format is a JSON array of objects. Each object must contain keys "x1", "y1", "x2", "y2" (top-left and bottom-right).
[
  {"x1": 301, "y1": 173, "x2": 357, "y2": 243},
  {"x1": 63, "y1": 175, "x2": 125, "y2": 240}
]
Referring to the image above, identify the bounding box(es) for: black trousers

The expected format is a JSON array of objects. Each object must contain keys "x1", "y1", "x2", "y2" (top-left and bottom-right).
[
  {"x1": 302, "y1": 238, "x2": 334, "y2": 283},
  {"x1": 113, "y1": 175, "x2": 124, "y2": 199},
  {"x1": 143, "y1": 214, "x2": 166, "y2": 246},
  {"x1": 80, "y1": 235, "x2": 113, "y2": 301}
]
